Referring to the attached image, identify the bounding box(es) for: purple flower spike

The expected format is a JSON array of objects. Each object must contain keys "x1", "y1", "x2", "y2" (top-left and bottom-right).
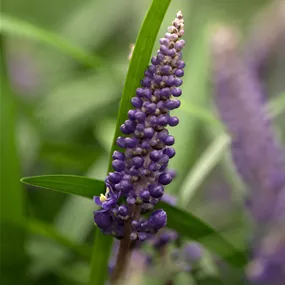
[
  {"x1": 212, "y1": 26, "x2": 285, "y2": 285},
  {"x1": 94, "y1": 11, "x2": 185, "y2": 241},
  {"x1": 212, "y1": 26, "x2": 285, "y2": 223}
]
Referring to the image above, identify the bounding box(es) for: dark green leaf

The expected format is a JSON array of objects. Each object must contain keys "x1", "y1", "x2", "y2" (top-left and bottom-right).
[
  {"x1": 20, "y1": 175, "x2": 247, "y2": 267},
  {"x1": 20, "y1": 175, "x2": 105, "y2": 199},
  {"x1": 0, "y1": 36, "x2": 27, "y2": 284}
]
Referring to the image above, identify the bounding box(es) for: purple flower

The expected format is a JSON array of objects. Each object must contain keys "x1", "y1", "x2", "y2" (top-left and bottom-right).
[
  {"x1": 211, "y1": 26, "x2": 285, "y2": 285},
  {"x1": 153, "y1": 230, "x2": 178, "y2": 249},
  {"x1": 94, "y1": 184, "x2": 120, "y2": 210},
  {"x1": 148, "y1": 209, "x2": 167, "y2": 231},
  {"x1": 211, "y1": 26, "x2": 285, "y2": 223},
  {"x1": 94, "y1": 11, "x2": 185, "y2": 240},
  {"x1": 183, "y1": 242, "x2": 203, "y2": 263}
]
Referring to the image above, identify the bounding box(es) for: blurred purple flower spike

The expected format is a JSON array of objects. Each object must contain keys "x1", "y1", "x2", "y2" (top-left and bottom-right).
[
  {"x1": 211, "y1": 26, "x2": 285, "y2": 224},
  {"x1": 183, "y1": 242, "x2": 203, "y2": 263},
  {"x1": 212, "y1": 26, "x2": 285, "y2": 285}
]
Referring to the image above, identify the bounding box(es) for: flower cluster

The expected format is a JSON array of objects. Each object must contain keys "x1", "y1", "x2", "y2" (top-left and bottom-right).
[
  {"x1": 211, "y1": 26, "x2": 285, "y2": 224},
  {"x1": 94, "y1": 11, "x2": 185, "y2": 241},
  {"x1": 211, "y1": 26, "x2": 285, "y2": 285}
]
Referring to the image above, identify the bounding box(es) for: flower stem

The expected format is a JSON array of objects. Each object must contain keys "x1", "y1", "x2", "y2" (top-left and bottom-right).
[{"x1": 110, "y1": 219, "x2": 132, "y2": 284}]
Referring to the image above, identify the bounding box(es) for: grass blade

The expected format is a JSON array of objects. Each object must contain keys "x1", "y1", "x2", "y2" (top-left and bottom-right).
[
  {"x1": 0, "y1": 13, "x2": 102, "y2": 68},
  {"x1": 0, "y1": 36, "x2": 27, "y2": 284},
  {"x1": 107, "y1": 0, "x2": 171, "y2": 170},
  {"x1": 21, "y1": 175, "x2": 105, "y2": 199}
]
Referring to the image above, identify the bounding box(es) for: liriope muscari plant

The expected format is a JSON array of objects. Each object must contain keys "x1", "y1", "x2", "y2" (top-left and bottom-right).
[
  {"x1": 211, "y1": 26, "x2": 285, "y2": 285},
  {"x1": 93, "y1": 11, "x2": 185, "y2": 282}
]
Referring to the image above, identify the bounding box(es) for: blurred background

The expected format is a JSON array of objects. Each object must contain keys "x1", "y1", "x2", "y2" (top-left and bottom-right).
[{"x1": 1, "y1": 0, "x2": 284, "y2": 284}]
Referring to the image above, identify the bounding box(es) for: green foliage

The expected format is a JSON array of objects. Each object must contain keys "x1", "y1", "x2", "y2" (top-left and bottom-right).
[
  {"x1": 20, "y1": 174, "x2": 246, "y2": 266},
  {"x1": 21, "y1": 175, "x2": 105, "y2": 199},
  {"x1": 0, "y1": 37, "x2": 27, "y2": 284}
]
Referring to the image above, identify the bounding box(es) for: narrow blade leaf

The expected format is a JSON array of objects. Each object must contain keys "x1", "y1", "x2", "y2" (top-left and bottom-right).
[
  {"x1": 21, "y1": 175, "x2": 104, "y2": 199},
  {"x1": 20, "y1": 174, "x2": 246, "y2": 267},
  {"x1": 1, "y1": 36, "x2": 27, "y2": 284},
  {"x1": 107, "y1": 0, "x2": 171, "y2": 171}
]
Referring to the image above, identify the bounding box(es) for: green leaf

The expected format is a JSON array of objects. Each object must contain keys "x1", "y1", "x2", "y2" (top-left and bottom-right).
[
  {"x1": 0, "y1": 36, "x2": 27, "y2": 284},
  {"x1": 0, "y1": 13, "x2": 102, "y2": 68},
  {"x1": 20, "y1": 175, "x2": 105, "y2": 199},
  {"x1": 107, "y1": 0, "x2": 172, "y2": 171},
  {"x1": 20, "y1": 175, "x2": 246, "y2": 267},
  {"x1": 179, "y1": 133, "x2": 231, "y2": 207}
]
